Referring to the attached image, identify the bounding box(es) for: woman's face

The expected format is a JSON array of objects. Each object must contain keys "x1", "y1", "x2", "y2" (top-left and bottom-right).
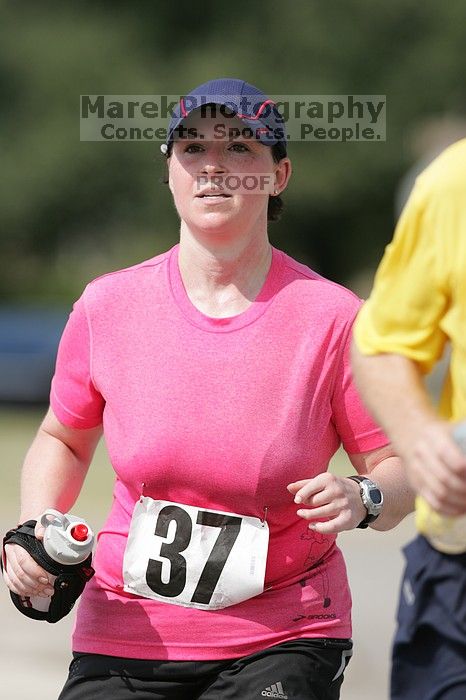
[{"x1": 167, "y1": 111, "x2": 291, "y2": 239}]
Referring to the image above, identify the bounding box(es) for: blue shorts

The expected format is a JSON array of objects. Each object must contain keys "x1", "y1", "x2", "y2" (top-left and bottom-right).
[{"x1": 391, "y1": 535, "x2": 466, "y2": 700}]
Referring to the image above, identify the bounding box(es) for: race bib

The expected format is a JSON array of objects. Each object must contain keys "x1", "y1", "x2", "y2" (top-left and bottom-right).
[{"x1": 122, "y1": 497, "x2": 269, "y2": 610}]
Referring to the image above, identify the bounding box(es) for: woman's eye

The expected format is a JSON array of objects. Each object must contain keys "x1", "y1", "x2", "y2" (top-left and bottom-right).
[
  {"x1": 229, "y1": 142, "x2": 250, "y2": 153},
  {"x1": 184, "y1": 143, "x2": 204, "y2": 154}
]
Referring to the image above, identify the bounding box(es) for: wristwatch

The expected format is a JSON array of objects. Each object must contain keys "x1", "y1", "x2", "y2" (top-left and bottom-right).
[{"x1": 347, "y1": 476, "x2": 384, "y2": 529}]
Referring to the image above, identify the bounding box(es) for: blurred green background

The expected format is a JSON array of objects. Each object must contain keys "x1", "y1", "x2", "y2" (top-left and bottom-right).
[{"x1": 1, "y1": 0, "x2": 465, "y2": 304}]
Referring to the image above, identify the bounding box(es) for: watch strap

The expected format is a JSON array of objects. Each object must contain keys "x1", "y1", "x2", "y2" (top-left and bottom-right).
[{"x1": 347, "y1": 475, "x2": 366, "y2": 485}]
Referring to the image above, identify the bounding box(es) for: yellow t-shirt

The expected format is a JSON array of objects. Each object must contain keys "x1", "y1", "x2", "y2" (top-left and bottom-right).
[{"x1": 354, "y1": 138, "x2": 466, "y2": 422}]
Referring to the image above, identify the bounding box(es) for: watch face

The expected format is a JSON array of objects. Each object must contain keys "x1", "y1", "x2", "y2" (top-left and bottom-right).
[{"x1": 369, "y1": 488, "x2": 382, "y2": 505}]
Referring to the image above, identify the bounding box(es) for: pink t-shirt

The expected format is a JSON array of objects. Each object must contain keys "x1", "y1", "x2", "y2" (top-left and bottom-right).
[{"x1": 50, "y1": 243, "x2": 387, "y2": 660}]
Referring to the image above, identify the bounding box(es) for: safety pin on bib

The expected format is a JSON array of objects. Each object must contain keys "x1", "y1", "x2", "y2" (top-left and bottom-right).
[{"x1": 261, "y1": 506, "x2": 269, "y2": 527}]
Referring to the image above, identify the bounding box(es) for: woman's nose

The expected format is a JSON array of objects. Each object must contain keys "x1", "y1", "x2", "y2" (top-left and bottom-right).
[
  {"x1": 201, "y1": 162, "x2": 226, "y2": 174},
  {"x1": 200, "y1": 149, "x2": 227, "y2": 173}
]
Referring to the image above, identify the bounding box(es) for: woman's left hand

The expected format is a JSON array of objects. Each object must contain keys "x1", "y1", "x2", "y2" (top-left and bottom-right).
[{"x1": 287, "y1": 473, "x2": 366, "y2": 534}]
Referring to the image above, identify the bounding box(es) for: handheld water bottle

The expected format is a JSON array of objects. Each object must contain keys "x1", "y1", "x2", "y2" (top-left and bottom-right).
[
  {"x1": 416, "y1": 422, "x2": 466, "y2": 554},
  {"x1": 27, "y1": 509, "x2": 94, "y2": 613},
  {"x1": 3, "y1": 508, "x2": 95, "y2": 622},
  {"x1": 40, "y1": 509, "x2": 94, "y2": 565}
]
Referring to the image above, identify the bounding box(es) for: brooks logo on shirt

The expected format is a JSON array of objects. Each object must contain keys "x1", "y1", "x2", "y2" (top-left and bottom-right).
[{"x1": 261, "y1": 681, "x2": 288, "y2": 698}]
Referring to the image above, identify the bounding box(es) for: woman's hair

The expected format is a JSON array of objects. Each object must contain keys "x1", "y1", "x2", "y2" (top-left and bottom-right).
[
  {"x1": 161, "y1": 141, "x2": 285, "y2": 223},
  {"x1": 268, "y1": 143, "x2": 285, "y2": 222}
]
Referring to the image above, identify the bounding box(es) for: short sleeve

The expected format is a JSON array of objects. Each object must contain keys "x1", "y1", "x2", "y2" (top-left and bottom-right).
[
  {"x1": 354, "y1": 182, "x2": 449, "y2": 374},
  {"x1": 50, "y1": 291, "x2": 104, "y2": 428},
  {"x1": 332, "y1": 318, "x2": 389, "y2": 454}
]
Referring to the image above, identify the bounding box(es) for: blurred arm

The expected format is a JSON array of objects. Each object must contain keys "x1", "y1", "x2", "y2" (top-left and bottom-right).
[
  {"x1": 350, "y1": 347, "x2": 437, "y2": 458},
  {"x1": 351, "y1": 345, "x2": 466, "y2": 515}
]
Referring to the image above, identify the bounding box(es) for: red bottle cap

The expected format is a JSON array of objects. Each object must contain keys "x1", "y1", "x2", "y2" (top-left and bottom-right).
[{"x1": 70, "y1": 524, "x2": 89, "y2": 542}]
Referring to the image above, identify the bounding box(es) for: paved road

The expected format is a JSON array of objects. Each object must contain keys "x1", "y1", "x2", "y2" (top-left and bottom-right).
[{"x1": 0, "y1": 515, "x2": 415, "y2": 700}]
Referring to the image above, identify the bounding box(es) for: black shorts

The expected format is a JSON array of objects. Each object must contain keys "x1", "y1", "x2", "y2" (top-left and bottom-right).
[
  {"x1": 58, "y1": 638, "x2": 353, "y2": 700},
  {"x1": 391, "y1": 535, "x2": 466, "y2": 700}
]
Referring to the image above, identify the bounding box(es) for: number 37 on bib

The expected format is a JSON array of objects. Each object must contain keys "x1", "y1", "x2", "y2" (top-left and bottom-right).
[{"x1": 123, "y1": 497, "x2": 269, "y2": 610}]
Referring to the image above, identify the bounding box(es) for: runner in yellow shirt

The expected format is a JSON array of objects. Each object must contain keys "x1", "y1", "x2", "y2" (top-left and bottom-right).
[{"x1": 352, "y1": 138, "x2": 466, "y2": 700}]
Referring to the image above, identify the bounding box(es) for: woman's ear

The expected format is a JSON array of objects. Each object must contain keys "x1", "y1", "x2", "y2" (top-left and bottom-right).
[{"x1": 274, "y1": 157, "x2": 292, "y2": 196}]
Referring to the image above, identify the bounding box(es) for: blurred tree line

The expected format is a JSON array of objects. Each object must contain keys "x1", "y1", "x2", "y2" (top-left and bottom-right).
[{"x1": 0, "y1": 0, "x2": 465, "y2": 303}]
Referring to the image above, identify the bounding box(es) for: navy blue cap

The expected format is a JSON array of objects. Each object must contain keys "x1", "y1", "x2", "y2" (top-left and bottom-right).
[{"x1": 165, "y1": 78, "x2": 287, "y2": 157}]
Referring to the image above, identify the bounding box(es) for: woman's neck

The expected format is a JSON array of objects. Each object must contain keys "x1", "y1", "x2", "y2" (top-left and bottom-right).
[{"x1": 177, "y1": 230, "x2": 273, "y2": 318}]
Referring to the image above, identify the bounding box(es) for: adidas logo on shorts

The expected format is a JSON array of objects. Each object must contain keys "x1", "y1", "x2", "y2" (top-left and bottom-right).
[{"x1": 261, "y1": 681, "x2": 288, "y2": 699}]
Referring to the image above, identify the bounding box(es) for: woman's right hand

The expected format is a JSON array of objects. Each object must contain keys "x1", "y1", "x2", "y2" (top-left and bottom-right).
[{"x1": 2, "y1": 521, "x2": 55, "y2": 598}]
